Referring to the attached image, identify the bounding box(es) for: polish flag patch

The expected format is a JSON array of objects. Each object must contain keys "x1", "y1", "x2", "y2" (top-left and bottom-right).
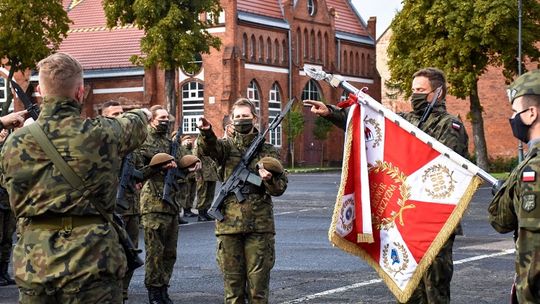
[
  {"x1": 523, "y1": 171, "x2": 536, "y2": 182},
  {"x1": 451, "y1": 121, "x2": 461, "y2": 130}
]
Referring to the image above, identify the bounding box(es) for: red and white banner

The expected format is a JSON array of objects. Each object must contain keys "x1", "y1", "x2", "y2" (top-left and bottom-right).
[{"x1": 329, "y1": 96, "x2": 483, "y2": 302}]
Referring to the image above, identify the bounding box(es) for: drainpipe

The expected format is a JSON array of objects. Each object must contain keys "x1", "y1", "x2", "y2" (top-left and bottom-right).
[
  {"x1": 337, "y1": 38, "x2": 341, "y2": 71},
  {"x1": 287, "y1": 26, "x2": 293, "y2": 166}
]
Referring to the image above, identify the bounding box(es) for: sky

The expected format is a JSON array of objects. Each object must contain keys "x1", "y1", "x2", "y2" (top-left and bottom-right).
[{"x1": 350, "y1": 0, "x2": 403, "y2": 39}]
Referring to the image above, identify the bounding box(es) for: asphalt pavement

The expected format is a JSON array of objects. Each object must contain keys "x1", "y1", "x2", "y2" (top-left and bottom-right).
[{"x1": 0, "y1": 172, "x2": 515, "y2": 303}]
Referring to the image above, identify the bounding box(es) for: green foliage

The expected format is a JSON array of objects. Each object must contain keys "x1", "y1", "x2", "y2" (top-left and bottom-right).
[
  {"x1": 387, "y1": 0, "x2": 540, "y2": 99},
  {"x1": 313, "y1": 116, "x2": 333, "y2": 141},
  {"x1": 285, "y1": 105, "x2": 304, "y2": 142},
  {"x1": 102, "y1": 0, "x2": 222, "y2": 70}
]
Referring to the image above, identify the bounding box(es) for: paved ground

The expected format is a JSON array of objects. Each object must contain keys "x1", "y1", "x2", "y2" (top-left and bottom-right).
[{"x1": 0, "y1": 172, "x2": 515, "y2": 303}]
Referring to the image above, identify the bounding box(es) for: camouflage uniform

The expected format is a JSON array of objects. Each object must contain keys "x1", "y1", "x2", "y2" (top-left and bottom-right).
[
  {"x1": 488, "y1": 69, "x2": 540, "y2": 303},
  {"x1": 174, "y1": 145, "x2": 197, "y2": 215},
  {"x1": 0, "y1": 185, "x2": 15, "y2": 285},
  {"x1": 326, "y1": 101, "x2": 468, "y2": 304},
  {"x1": 115, "y1": 151, "x2": 143, "y2": 300},
  {"x1": 138, "y1": 126, "x2": 179, "y2": 289},
  {"x1": 197, "y1": 127, "x2": 288, "y2": 304},
  {"x1": 0, "y1": 97, "x2": 148, "y2": 302},
  {"x1": 194, "y1": 141, "x2": 220, "y2": 217}
]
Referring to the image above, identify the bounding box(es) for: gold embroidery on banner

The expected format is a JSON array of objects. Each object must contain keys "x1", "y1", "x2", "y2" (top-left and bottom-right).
[
  {"x1": 382, "y1": 242, "x2": 410, "y2": 276},
  {"x1": 421, "y1": 164, "x2": 456, "y2": 199},
  {"x1": 369, "y1": 160, "x2": 414, "y2": 231}
]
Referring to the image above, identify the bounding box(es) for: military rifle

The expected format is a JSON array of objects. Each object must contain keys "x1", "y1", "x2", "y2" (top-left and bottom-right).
[
  {"x1": 418, "y1": 86, "x2": 443, "y2": 128},
  {"x1": 208, "y1": 98, "x2": 295, "y2": 221},
  {"x1": 116, "y1": 153, "x2": 143, "y2": 210},
  {"x1": 162, "y1": 124, "x2": 184, "y2": 206},
  {"x1": 10, "y1": 80, "x2": 40, "y2": 120}
]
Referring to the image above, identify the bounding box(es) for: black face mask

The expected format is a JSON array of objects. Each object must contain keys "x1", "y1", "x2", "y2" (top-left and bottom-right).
[
  {"x1": 411, "y1": 93, "x2": 430, "y2": 115},
  {"x1": 156, "y1": 120, "x2": 169, "y2": 134},
  {"x1": 509, "y1": 109, "x2": 532, "y2": 143},
  {"x1": 233, "y1": 119, "x2": 254, "y2": 134}
]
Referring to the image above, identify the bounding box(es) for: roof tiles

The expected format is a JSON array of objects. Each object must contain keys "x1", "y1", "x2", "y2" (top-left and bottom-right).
[
  {"x1": 326, "y1": 0, "x2": 368, "y2": 36},
  {"x1": 237, "y1": 0, "x2": 284, "y2": 19}
]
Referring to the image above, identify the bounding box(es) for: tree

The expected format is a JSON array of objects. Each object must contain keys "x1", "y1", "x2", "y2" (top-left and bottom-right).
[
  {"x1": 103, "y1": 0, "x2": 222, "y2": 118},
  {"x1": 313, "y1": 116, "x2": 334, "y2": 167},
  {"x1": 387, "y1": 0, "x2": 540, "y2": 170},
  {"x1": 284, "y1": 105, "x2": 304, "y2": 168},
  {"x1": 0, "y1": 0, "x2": 70, "y2": 114}
]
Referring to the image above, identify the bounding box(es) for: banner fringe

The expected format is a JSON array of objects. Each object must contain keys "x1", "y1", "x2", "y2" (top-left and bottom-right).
[{"x1": 357, "y1": 233, "x2": 374, "y2": 243}]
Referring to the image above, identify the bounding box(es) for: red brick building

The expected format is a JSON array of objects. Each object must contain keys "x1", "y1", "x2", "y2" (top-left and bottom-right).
[{"x1": 1, "y1": 0, "x2": 379, "y2": 166}]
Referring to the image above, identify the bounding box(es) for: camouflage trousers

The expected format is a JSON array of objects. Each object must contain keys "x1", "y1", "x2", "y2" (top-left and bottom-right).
[
  {"x1": 175, "y1": 181, "x2": 196, "y2": 210},
  {"x1": 196, "y1": 181, "x2": 216, "y2": 211},
  {"x1": 15, "y1": 221, "x2": 126, "y2": 303},
  {"x1": 121, "y1": 214, "x2": 140, "y2": 300},
  {"x1": 0, "y1": 209, "x2": 15, "y2": 262},
  {"x1": 216, "y1": 233, "x2": 275, "y2": 304},
  {"x1": 141, "y1": 213, "x2": 178, "y2": 287},
  {"x1": 400, "y1": 234, "x2": 456, "y2": 304}
]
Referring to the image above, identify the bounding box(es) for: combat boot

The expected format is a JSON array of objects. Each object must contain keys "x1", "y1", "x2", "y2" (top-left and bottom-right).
[
  {"x1": 178, "y1": 216, "x2": 188, "y2": 225},
  {"x1": 0, "y1": 262, "x2": 15, "y2": 285},
  {"x1": 161, "y1": 285, "x2": 173, "y2": 304},
  {"x1": 183, "y1": 208, "x2": 196, "y2": 218},
  {"x1": 197, "y1": 209, "x2": 213, "y2": 222},
  {"x1": 148, "y1": 286, "x2": 165, "y2": 304}
]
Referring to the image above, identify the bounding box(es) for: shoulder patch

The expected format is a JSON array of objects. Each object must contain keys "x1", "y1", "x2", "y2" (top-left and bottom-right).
[
  {"x1": 522, "y1": 167, "x2": 536, "y2": 182},
  {"x1": 522, "y1": 193, "x2": 536, "y2": 212},
  {"x1": 451, "y1": 120, "x2": 461, "y2": 131}
]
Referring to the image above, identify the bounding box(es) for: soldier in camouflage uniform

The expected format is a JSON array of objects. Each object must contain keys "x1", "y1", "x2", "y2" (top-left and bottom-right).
[
  {"x1": 0, "y1": 129, "x2": 15, "y2": 286},
  {"x1": 197, "y1": 98, "x2": 288, "y2": 304},
  {"x1": 102, "y1": 100, "x2": 142, "y2": 301},
  {"x1": 193, "y1": 137, "x2": 219, "y2": 222},
  {"x1": 489, "y1": 69, "x2": 540, "y2": 303},
  {"x1": 305, "y1": 68, "x2": 468, "y2": 304},
  {"x1": 138, "y1": 105, "x2": 180, "y2": 304},
  {"x1": 175, "y1": 135, "x2": 197, "y2": 218},
  {"x1": 0, "y1": 52, "x2": 150, "y2": 303}
]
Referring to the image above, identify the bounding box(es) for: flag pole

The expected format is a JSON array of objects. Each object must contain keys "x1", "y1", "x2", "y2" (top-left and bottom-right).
[{"x1": 304, "y1": 65, "x2": 498, "y2": 186}]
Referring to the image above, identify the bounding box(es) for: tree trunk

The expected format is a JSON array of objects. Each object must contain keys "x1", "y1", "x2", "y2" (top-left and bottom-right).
[
  {"x1": 164, "y1": 69, "x2": 177, "y2": 122},
  {"x1": 291, "y1": 144, "x2": 295, "y2": 169},
  {"x1": 469, "y1": 80, "x2": 489, "y2": 171},
  {"x1": 320, "y1": 141, "x2": 324, "y2": 168}
]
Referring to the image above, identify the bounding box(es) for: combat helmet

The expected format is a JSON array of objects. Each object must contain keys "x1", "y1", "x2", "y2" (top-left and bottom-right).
[
  {"x1": 149, "y1": 153, "x2": 174, "y2": 167},
  {"x1": 179, "y1": 155, "x2": 200, "y2": 169},
  {"x1": 507, "y1": 69, "x2": 540, "y2": 104},
  {"x1": 257, "y1": 157, "x2": 284, "y2": 174}
]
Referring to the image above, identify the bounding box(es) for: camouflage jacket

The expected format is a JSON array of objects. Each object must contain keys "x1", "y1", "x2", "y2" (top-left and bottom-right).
[
  {"x1": 197, "y1": 127, "x2": 288, "y2": 235},
  {"x1": 115, "y1": 150, "x2": 144, "y2": 216},
  {"x1": 489, "y1": 140, "x2": 540, "y2": 303},
  {"x1": 0, "y1": 97, "x2": 148, "y2": 218},
  {"x1": 138, "y1": 126, "x2": 179, "y2": 215},
  {"x1": 193, "y1": 140, "x2": 220, "y2": 182}
]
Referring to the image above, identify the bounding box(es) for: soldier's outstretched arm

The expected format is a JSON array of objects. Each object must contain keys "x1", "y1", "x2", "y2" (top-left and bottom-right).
[{"x1": 196, "y1": 117, "x2": 229, "y2": 164}]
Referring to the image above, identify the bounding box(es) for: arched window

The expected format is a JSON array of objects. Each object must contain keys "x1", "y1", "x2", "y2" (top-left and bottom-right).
[
  {"x1": 274, "y1": 39, "x2": 280, "y2": 63},
  {"x1": 296, "y1": 28, "x2": 301, "y2": 64},
  {"x1": 303, "y1": 28, "x2": 308, "y2": 59},
  {"x1": 181, "y1": 81, "x2": 205, "y2": 134},
  {"x1": 367, "y1": 54, "x2": 371, "y2": 77},
  {"x1": 242, "y1": 33, "x2": 248, "y2": 58},
  {"x1": 301, "y1": 79, "x2": 322, "y2": 101},
  {"x1": 267, "y1": 37, "x2": 272, "y2": 63},
  {"x1": 343, "y1": 50, "x2": 348, "y2": 74},
  {"x1": 310, "y1": 30, "x2": 315, "y2": 60},
  {"x1": 282, "y1": 39, "x2": 287, "y2": 64},
  {"x1": 349, "y1": 51, "x2": 354, "y2": 75},
  {"x1": 268, "y1": 83, "x2": 282, "y2": 147},
  {"x1": 361, "y1": 53, "x2": 366, "y2": 76},
  {"x1": 355, "y1": 52, "x2": 360, "y2": 75},
  {"x1": 324, "y1": 32, "x2": 329, "y2": 66},
  {"x1": 247, "y1": 80, "x2": 261, "y2": 116},
  {"x1": 258, "y1": 36, "x2": 264, "y2": 62},
  {"x1": 250, "y1": 35, "x2": 256, "y2": 60},
  {"x1": 316, "y1": 31, "x2": 322, "y2": 61}
]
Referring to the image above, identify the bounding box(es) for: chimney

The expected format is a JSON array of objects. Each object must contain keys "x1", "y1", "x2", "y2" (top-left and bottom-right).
[{"x1": 367, "y1": 16, "x2": 377, "y2": 40}]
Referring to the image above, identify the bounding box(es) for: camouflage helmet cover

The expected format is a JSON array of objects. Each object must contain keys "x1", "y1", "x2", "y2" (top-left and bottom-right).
[
  {"x1": 257, "y1": 157, "x2": 284, "y2": 174},
  {"x1": 149, "y1": 153, "x2": 174, "y2": 167},
  {"x1": 507, "y1": 69, "x2": 540, "y2": 104}
]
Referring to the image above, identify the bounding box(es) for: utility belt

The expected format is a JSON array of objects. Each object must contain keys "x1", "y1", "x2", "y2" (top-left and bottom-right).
[
  {"x1": 27, "y1": 215, "x2": 106, "y2": 230},
  {"x1": 239, "y1": 184, "x2": 265, "y2": 195}
]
